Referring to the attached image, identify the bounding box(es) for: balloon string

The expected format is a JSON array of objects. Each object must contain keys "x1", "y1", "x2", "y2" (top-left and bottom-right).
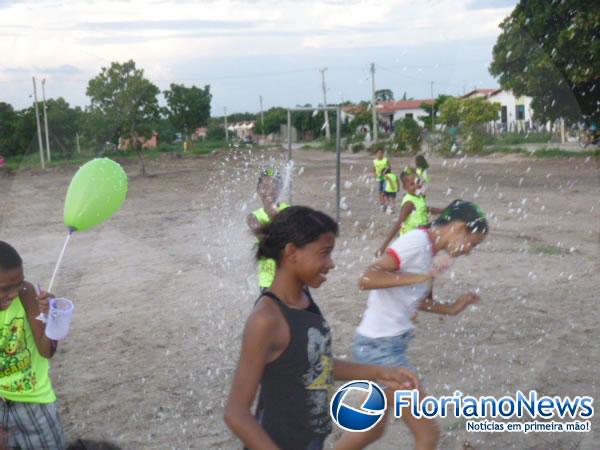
[{"x1": 48, "y1": 231, "x2": 73, "y2": 293}]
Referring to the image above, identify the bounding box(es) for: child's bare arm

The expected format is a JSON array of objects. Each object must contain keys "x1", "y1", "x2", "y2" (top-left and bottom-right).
[
  {"x1": 247, "y1": 213, "x2": 261, "y2": 235},
  {"x1": 264, "y1": 202, "x2": 279, "y2": 220},
  {"x1": 419, "y1": 291, "x2": 480, "y2": 315},
  {"x1": 333, "y1": 358, "x2": 419, "y2": 391},
  {"x1": 359, "y1": 253, "x2": 433, "y2": 290},
  {"x1": 224, "y1": 307, "x2": 281, "y2": 450},
  {"x1": 21, "y1": 282, "x2": 57, "y2": 358},
  {"x1": 376, "y1": 202, "x2": 414, "y2": 257}
]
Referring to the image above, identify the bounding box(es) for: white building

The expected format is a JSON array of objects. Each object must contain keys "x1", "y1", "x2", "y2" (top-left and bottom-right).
[
  {"x1": 461, "y1": 89, "x2": 534, "y2": 133},
  {"x1": 228, "y1": 121, "x2": 255, "y2": 140},
  {"x1": 376, "y1": 99, "x2": 433, "y2": 130}
]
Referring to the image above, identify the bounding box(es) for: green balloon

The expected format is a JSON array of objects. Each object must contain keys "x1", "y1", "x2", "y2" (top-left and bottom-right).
[{"x1": 64, "y1": 158, "x2": 128, "y2": 232}]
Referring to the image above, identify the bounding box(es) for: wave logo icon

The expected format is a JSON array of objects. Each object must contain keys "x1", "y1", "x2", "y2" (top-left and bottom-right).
[{"x1": 330, "y1": 380, "x2": 387, "y2": 432}]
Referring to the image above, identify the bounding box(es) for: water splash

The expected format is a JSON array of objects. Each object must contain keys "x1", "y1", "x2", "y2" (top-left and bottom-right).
[{"x1": 278, "y1": 159, "x2": 294, "y2": 204}]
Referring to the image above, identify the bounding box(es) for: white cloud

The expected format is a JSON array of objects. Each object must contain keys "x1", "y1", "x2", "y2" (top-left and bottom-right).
[{"x1": 0, "y1": 0, "x2": 515, "y2": 108}]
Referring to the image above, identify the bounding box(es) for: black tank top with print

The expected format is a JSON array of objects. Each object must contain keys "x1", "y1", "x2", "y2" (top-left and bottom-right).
[{"x1": 256, "y1": 290, "x2": 333, "y2": 450}]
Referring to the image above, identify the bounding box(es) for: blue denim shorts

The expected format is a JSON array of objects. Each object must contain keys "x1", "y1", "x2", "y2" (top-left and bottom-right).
[{"x1": 352, "y1": 331, "x2": 416, "y2": 373}]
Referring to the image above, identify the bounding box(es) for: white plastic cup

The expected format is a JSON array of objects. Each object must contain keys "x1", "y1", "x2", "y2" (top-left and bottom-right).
[{"x1": 45, "y1": 298, "x2": 74, "y2": 340}]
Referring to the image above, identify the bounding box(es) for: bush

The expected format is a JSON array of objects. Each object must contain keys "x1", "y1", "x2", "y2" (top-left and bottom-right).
[
  {"x1": 207, "y1": 125, "x2": 225, "y2": 140},
  {"x1": 351, "y1": 143, "x2": 365, "y2": 153},
  {"x1": 394, "y1": 117, "x2": 422, "y2": 152}
]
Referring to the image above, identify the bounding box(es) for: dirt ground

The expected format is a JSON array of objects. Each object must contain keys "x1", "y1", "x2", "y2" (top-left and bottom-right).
[{"x1": 1, "y1": 147, "x2": 598, "y2": 449}]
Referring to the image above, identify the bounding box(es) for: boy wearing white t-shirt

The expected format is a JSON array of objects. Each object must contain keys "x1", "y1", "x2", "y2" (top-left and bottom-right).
[{"x1": 335, "y1": 200, "x2": 488, "y2": 450}]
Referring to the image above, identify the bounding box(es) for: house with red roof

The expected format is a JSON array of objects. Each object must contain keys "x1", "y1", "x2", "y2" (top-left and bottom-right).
[
  {"x1": 461, "y1": 88, "x2": 534, "y2": 133},
  {"x1": 376, "y1": 99, "x2": 434, "y2": 129},
  {"x1": 192, "y1": 127, "x2": 208, "y2": 141}
]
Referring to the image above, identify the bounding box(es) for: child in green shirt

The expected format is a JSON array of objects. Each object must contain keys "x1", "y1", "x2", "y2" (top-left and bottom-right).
[{"x1": 0, "y1": 241, "x2": 64, "y2": 449}]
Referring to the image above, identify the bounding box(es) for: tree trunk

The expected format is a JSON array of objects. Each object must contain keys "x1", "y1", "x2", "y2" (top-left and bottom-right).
[
  {"x1": 131, "y1": 127, "x2": 147, "y2": 177},
  {"x1": 136, "y1": 147, "x2": 147, "y2": 177}
]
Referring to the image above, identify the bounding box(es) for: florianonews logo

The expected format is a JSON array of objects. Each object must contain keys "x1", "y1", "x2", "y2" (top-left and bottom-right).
[{"x1": 330, "y1": 380, "x2": 387, "y2": 432}]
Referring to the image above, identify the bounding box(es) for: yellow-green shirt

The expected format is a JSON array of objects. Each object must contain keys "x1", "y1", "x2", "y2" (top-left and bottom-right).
[
  {"x1": 0, "y1": 296, "x2": 56, "y2": 403},
  {"x1": 400, "y1": 193, "x2": 429, "y2": 235},
  {"x1": 253, "y1": 202, "x2": 290, "y2": 288},
  {"x1": 373, "y1": 157, "x2": 389, "y2": 181},
  {"x1": 384, "y1": 172, "x2": 399, "y2": 193},
  {"x1": 416, "y1": 167, "x2": 430, "y2": 184}
]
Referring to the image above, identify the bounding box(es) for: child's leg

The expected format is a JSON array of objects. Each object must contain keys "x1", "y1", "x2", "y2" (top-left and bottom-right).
[
  {"x1": 400, "y1": 402, "x2": 440, "y2": 450},
  {"x1": 7, "y1": 401, "x2": 65, "y2": 450},
  {"x1": 335, "y1": 332, "x2": 440, "y2": 450},
  {"x1": 390, "y1": 194, "x2": 397, "y2": 213},
  {"x1": 378, "y1": 180, "x2": 386, "y2": 207},
  {"x1": 333, "y1": 389, "x2": 439, "y2": 450},
  {"x1": 333, "y1": 387, "x2": 393, "y2": 450}
]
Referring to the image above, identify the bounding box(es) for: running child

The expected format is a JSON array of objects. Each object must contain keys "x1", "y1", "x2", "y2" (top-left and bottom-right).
[
  {"x1": 247, "y1": 168, "x2": 290, "y2": 291},
  {"x1": 375, "y1": 167, "x2": 444, "y2": 257},
  {"x1": 0, "y1": 241, "x2": 65, "y2": 449},
  {"x1": 383, "y1": 166, "x2": 399, "y2": 215},
  {"x1": 225, "y1": 206, "x2": 419, "y2": 450},
  {"x1": 336, "y1": 200, "x2": 488, "y2": 450},
  {"x1": 372, "y1": 149, "x2": 390, "y2": 211}
]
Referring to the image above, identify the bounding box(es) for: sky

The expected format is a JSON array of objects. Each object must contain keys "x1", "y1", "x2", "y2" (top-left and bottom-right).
[{"x1": 0, "y1": 0, "x2": 518, "y2": 114}]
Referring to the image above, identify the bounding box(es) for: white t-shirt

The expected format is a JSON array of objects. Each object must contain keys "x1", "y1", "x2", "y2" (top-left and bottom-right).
[{"x1": 356, "y1": 228, "x2": 434, "y2": 338}]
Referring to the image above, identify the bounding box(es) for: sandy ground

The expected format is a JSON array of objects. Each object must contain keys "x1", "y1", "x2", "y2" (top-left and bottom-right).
[{"x1": 1, "y1": 147, "x2": 599, "y2": 450}]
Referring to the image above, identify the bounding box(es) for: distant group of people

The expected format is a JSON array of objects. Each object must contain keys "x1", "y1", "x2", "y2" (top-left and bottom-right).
[{"x1": 225, "y1": 152, "x2": 488, "y2": 449}]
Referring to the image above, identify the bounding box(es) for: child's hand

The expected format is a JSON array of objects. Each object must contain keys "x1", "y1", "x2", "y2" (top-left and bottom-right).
[
  {"x1": 37, "y1": 290, "x2": 54, "y2": 316},
  {"x1": 376, "y1": 366, "x2": 419, "y2": 391},
  {"x1": 454, "y1": 292, "x2": 480, "y2": 313}
]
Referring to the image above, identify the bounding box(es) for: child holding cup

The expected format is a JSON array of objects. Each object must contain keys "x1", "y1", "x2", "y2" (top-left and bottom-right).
[{"x1": 0, "y1": 241, "x2": 65, "y2": 449}]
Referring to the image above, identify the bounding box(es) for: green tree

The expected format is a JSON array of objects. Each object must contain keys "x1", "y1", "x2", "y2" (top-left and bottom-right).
[
  {"x1": 439, "y1": 97, "x2": 501, "y2": 153},
  {"x1": 86, "y1": 60, "x2": 160, "y2": 175},
  {"x1": 375, "y1": 89, "x2": 394, "y2": 102},
  {"x1": 291, "y1": 105, "x2": 327, "y2": 140},
  {"x1": 14, "y1": 107, "x2": 38, "y2": 157},
  {"x1": 489, "y1": 0, "x2": 600, "y2": 124},
  {"x1": 44, "y1": 98, "x2": 84, "y2": 157},
  {"x1": 0, "y1": 102, "x2": 19, "y2": 157},
  {"x1": 394, "y1": 117, "x2": 422, "y2": 152},
  {"x1": 163, "y1": 83, "x2": 212, "y2": 139},
  {"x1": 151, "y1": 111, "x2": 178, "y2": 145},
  {"x1": 262, "y1": 107, "x2": 288, "y2": 135},
  {"x1": 438, "y1": 97, "x2": 462, "y2": 128},
  {"x1": 419, "y1": 95, "x2": 453, "y2": 130},
  {"x1": 207, "y1": 124, "x2": 225, "y2": 141},
  {"x1": 348, "y1": 109, "x2": 372, "y2": 134}
]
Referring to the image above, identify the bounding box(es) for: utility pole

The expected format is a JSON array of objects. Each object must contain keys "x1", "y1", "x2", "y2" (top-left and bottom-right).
[
  {"x1": 319, "y1": 68, "x2": 331, "y2": 140},
  {"x1": 32, "y1": 77, "x2": 45, "y2": 169},
  {"x1": 224, "y1": 107, "x2": 229, "y2": 142},
  {"x1": 370, "y1": 63, "x2": 378, "y2": 142},
  {"x1": 76, "y1": 132, "x2": 81, "y2": 154},
  {"x1": 259, "y1": 95, "x2": 265, "y2": 135},
  {"x1": 430, "y1": 81, "x2": 435, "y2": 132},
  {"x1": 42, "y1": 78, "x2": 51, "y2": 162}
]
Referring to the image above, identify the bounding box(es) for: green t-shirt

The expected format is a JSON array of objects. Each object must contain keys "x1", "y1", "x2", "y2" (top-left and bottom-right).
[
  {"x1": 384, "y1": 172, "x2": 399, "y2": 193},
  {"x1": 373, "y1": 157, "x2": 390, "y2": 181},
  {"x1": 0, "y1": 296, "x2": 56, "y2": 403},
  {"x1": 400, "y1": 193, "x2": 429, "y2": 235},
  {"x1": 253, "y1": 202, "x2": 290, "y2": 288},
  {"x1": 416, "y1": 167, "x2": 430, "y2": 184}
]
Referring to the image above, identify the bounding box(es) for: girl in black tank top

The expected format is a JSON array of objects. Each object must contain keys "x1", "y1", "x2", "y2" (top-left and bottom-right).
[
  {"x1": 256, "y1": 289, "x2": 333, "y2": 449},
  {"x1": 224, "y1": 206, "x2": 418, "y2": 450}
]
